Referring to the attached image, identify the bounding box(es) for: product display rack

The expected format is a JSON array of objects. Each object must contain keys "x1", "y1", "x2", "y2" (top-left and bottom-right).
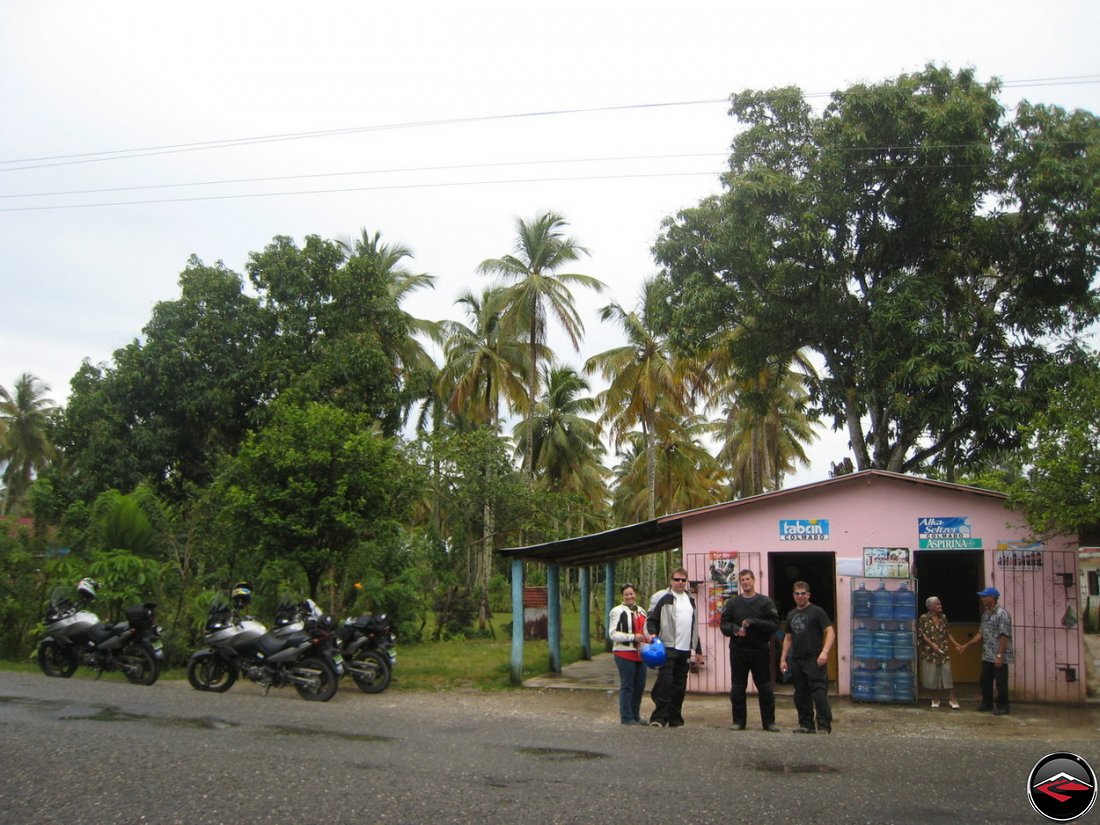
[{"x1": 850, "y1": 577, "x2": 918, "y2": 703}]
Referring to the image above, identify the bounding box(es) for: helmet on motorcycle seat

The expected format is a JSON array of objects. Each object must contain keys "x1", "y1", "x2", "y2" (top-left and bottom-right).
[
  {"x1": 231, "y1": 581, "x2": 253, "y2": 607},
  {"x1": 76, "y1": 577, "x2": 100, "y2": 602}
]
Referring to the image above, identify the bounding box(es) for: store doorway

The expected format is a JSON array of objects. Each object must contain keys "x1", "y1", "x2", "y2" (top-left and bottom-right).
[
  {"x1": 769, "y1": 551, "x2": 838, "y2": 685},
  {"x1": 912, "y1": 550, "x2": 984, "y2": 684}
]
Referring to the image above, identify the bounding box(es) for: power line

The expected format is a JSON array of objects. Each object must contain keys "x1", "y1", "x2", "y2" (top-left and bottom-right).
[
  {"x1": 0, "y1": 152, "x2": 728, "y2": 200},
  {"x1": 0, "y1": 170, "x2": 722, "y2": 213},
  {"x1": 2, "y1": 73, "x2": 1096, "y2": 173}
]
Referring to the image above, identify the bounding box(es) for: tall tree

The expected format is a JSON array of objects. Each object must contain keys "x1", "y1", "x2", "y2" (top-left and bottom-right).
[
  {"x1": 478, "y1": 212, "x2": 604, "y2": 478},
  {"x1": 0, "y1": 373, "x2": 57, "y2": 514},
  {"x1": 585, "y1": 278, "x2": 693, "y2": 520},
  {"x1": 654, "y1": 65, "x2": 1100, "y2": 474}
]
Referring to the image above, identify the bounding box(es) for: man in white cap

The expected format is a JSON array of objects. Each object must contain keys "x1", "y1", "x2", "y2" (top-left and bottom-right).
[{"x1": 958, "y1": 587, "x2": 1013, "y2": 715}]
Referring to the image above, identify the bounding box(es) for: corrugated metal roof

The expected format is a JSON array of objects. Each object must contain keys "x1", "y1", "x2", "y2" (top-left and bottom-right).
[{"x1": 498, "y1": 469, "x2": 1008, "y2": 566}]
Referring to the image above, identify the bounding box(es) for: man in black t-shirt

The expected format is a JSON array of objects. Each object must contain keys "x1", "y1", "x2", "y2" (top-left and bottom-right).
[
  {"x1": 719, "y1": 569, "x2": 780, "y2": 731},
  {"x1": 779, "y1": 581, "x2": 835, "y2": 734}
]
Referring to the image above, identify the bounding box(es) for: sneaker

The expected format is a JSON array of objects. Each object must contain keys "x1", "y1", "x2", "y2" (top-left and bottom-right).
[
  {"x1": 931, "y1": 700, "x2": 940, "y2": 709},
  {"x1": 993, "y1": 707, "x2": 1010, "y2": 716},
  {"x1": 728, "y1": 723, "x2": 746, "y2": 731},
  {"x1": 949, "y1": 700, "x2": 960, "y2": 709},
  {"x1": 976, "y1": 705, "x2": 993, "y2": 713},
  {"x1": 791, "y1": 726, "x2": 816, "y2": 734},
  {"x1": 763, "y1": 723, "x2": 781, "y2": 732},
  {"x1": 649, "y1": 720, "x2": 666, "y2": 727}
]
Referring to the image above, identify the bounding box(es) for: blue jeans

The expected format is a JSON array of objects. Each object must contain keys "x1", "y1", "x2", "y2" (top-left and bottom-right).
[{"x1": 614, "y1": 655, "x2": 647, "y2": 723}]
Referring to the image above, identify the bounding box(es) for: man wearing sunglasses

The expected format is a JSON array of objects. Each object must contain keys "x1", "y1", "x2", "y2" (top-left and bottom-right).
[
  {"x1": 646, "y1": 568, "x2": 704, "y2": 727},
  {"x1": 779, "y1": 581, "x2": 835, "y2": 734}
]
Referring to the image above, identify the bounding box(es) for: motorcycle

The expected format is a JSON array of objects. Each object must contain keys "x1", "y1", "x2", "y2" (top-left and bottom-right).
[
  {"x1": 37, "y1": 578, "x2": 163, "y2": 686},
  {"x1": 187, "y1": 589, "x2": 342, "y2": 701},
  {"x1": 336, "y1": 612, "x2": 396, "y2": 694}
]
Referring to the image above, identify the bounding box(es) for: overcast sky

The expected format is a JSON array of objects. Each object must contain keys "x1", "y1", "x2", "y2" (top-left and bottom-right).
[{"x1": 2, "y1": 1, "x2": 1098, "y2": 485}]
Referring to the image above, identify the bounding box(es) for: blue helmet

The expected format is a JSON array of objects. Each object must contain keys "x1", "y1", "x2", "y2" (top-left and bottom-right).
[{"x1": 640, "y1": 637, "x2": 667, "y2": 668}]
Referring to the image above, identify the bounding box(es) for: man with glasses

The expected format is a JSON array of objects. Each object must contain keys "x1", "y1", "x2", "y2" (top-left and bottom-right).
[
  {"x1": 779, "y1": 581, "x2": 835, "y2": 734},
  {"x1": 646, "y1": 568, "x2": 704, "y2": 727}
]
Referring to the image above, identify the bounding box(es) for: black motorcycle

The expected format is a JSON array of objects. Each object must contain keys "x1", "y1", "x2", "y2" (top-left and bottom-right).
[
  {"x1": 37, "y1": 578, "x2": 163, "y2": 686},
  {"x1": 336, "y1": 612, "x2": 395, "y2": 694},
  {"x1": 188, "y1": 598, "x2": 342, "y2": 701}
]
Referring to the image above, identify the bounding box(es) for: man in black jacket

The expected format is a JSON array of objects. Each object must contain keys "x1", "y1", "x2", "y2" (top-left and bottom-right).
[{"x1": 720, "y1": 569, "x2": 781, "y2": 732}]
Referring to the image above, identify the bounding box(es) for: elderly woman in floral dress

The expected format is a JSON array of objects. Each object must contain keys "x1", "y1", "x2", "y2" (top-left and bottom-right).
[{"x1": 917, "y1": 596, "x2": 962, "y2": 709}]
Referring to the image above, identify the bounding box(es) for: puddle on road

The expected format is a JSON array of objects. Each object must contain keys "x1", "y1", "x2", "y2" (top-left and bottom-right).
[
  {"x1": 264, "y1": 724, "x2": 392, "y2": 743},
  {"x1": 517, "y1": 746, "x2": 609, "y2": 762},
  {"x1": 751, "y1": 760, "x2": 840, "y2": 774}
]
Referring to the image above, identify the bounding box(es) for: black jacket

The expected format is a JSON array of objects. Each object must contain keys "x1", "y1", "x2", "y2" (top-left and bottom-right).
[{"x1": 719, "y1": 593, "x2": 780, "y2": 651}]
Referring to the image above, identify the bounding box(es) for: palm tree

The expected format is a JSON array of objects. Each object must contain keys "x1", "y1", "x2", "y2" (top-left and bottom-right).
[
  {"x1": 437, "y1": 287, "x2": 528, "y2": 430},
  {"x1": 478, "y1": 212, "x2": 604, "y2": 478},
  {"x1": 585, "y1": 278, "x2": 693, "y2": 521},
  {"x1": 0, "y1": 373, "x2": 58, "y2": 515},
  {"x1": 338, "y1": 229, "x2": 443, "y2": 429},
  {"x1": 512, "y1": 365, "x2": 609, "y2": 531},
  {"x1": 701, "y1": 339, "x2": 818, "y2": 497}
]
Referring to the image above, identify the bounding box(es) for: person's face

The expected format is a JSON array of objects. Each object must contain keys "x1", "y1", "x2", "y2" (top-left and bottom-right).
[
  {"x1": 793, "y1": 587, "x2": 811, "y2": 607},
  {"x1": 979, "y1": 595, "x2": 996, "y2": 612},
  {"x1": 622, "y1": 588, "x2": 636, "y2": 605},
  {"x1": 929, "y1": 599, "x2": 943, "y2": 615},
  {"x1": 670, "y1": 573, "x2": 688, "y2": 592},
  {"x1": 738, "y1": 573, "x2": 756, "y2": 595}
]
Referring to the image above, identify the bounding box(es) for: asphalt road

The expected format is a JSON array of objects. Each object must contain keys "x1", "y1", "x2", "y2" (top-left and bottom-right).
[{"x1": 0, "y1": 671, "x2": 1096, "y2": 825}]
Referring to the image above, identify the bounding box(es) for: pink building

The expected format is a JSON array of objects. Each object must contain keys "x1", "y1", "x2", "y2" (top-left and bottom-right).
[{"x1": 504, "y1": 470, "x2": 1091, "y2": 704}]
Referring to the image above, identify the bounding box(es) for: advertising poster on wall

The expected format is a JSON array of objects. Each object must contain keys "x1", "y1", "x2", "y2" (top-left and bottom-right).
[
  {"x1": 996, "y1": 540, "x2": 1044, "y2": 570},
  {"x1": 863, "y1": 547, "x2": 911, "y2": 578},
  {"x1": 706, "y1": 552, "x2": 738, "y2": 626}
]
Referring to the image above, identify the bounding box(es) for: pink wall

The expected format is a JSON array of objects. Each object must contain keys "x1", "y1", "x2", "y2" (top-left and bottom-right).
[{"x1": 678, "y1": 473, "x2": 1084, "y2": 703}]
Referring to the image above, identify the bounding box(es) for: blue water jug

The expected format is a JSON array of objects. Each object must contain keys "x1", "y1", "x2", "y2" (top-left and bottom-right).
[
  {"x1": 852, "y1": 582, "x2": 872, "y2": 618},
  {"x1": 892, "y1": 666, "x2": 915, "y2": 702},
  {"x1": 852, "y1": 666, "x2": 875, "y2": 701},
  {"x1": 872, "y1": 665, "x2": 894, "y2": 702},
  {"x1": 853, "y1": 625, "x2": 874, "y2": 661},
  {"x1": 893, "y1": 582, "x2": 917, "y2": 620},
  {"x1": 871, "y1": 581, "x2": 893, "y2": 620},
  {"x1": 892, "y1": 625, "x2": 915, "y2": 660},
  {"x1": 872, "y1": 629, "x2": 894, "y2": 661}
]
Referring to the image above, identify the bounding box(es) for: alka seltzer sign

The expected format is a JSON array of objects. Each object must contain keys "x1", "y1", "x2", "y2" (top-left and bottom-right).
[
  {"x1": 918, "y1": 516, "x2": 983, "y2": 549},
  {"x1": 779, "y1": 519, "x2": 829, "y2": 541}
]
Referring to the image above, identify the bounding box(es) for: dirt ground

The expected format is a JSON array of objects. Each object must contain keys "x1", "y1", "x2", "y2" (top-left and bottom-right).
[{"x1": 416, "y1": 684, "x2": 1100, "y2": 744}]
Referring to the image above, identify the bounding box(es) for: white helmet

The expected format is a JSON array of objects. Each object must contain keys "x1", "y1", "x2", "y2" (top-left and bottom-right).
[{"x1": 76, "y1": 577, "x2": 99, "y2": 602}]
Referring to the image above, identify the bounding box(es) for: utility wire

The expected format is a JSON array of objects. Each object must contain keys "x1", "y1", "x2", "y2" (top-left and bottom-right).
[
  {"x1": 2, "y1": 74, "x2": 1096, "y2": 172},
  {"x1": 0, "y1": 152, "x2": 729, "y2": 200},
  {"x1": 0, "y1": 170, "x2": 722, "y2": 213}
]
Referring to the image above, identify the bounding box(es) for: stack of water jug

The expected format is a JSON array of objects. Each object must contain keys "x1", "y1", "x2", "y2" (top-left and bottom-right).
[{"x1": 851, "y1": 579, "x2": 917, "y2": 703}]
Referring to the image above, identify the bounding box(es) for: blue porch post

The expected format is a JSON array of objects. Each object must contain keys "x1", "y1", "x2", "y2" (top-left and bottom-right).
[
  {"x1": 510, "y1": 558, "x2": 524, "y2": 685},
  {"x1": 579, "y1": 566, "x2": 591, "y2": 660},
  {"x1": 604, "y1": 562, "x2": 616, "y2": 652},
  {"x1": 547, "y1": 562, "x2": 561, "y2": 672}
]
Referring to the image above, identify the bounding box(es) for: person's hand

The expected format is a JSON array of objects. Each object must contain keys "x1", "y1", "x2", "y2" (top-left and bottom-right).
[
  {"x1": 816, "y1": 652, "x2": 828, "y2": 667},
  {"x1": 780, "y1": 659, "x2": 789, "y2": 673}
]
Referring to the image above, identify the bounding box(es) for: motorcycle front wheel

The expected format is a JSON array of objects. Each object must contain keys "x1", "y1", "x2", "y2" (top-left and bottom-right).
[
  {"x1": 187, "y1": 652, "x2": 237, "y2": 692},
  {"x1": 351, "y1": 650, "x2": 392, "y2": 694},
  {"x1": 120, "y1": 643, "x2": 159, "y2": 685},
  {"x1": 38, "y1": 641, "x2": 79, "y2": 678},
  {"x1": 294, "y1": 656, "x2": 339, "y2": 702}
]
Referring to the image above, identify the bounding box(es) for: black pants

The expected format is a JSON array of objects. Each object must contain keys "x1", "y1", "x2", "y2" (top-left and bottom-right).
[
  {"x1": 729, "y1": 646, "x2": 775, "y2": 727},
  {"x1": 980, "y1": 660, "x2": 1009, "y2": 710},
  {"x1": 790, "y1": 657, "x2": 831, "y2": 732},
  {"x1": 649, "y1": 648, "x2": 691, "y2": 726}
]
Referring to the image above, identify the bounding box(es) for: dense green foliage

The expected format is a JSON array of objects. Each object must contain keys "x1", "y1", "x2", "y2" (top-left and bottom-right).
[{"x1": 653, "y1": 65, "x2": 1100, "y2": 476}]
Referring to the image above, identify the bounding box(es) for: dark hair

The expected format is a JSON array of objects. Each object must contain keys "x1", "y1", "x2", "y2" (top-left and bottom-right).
[
  {"x1": 620, "y1": 583, "x2": 636, "y2": 594},
  {"x1": 739, "y1": 569, "x2": 755, "y2": 579}
]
